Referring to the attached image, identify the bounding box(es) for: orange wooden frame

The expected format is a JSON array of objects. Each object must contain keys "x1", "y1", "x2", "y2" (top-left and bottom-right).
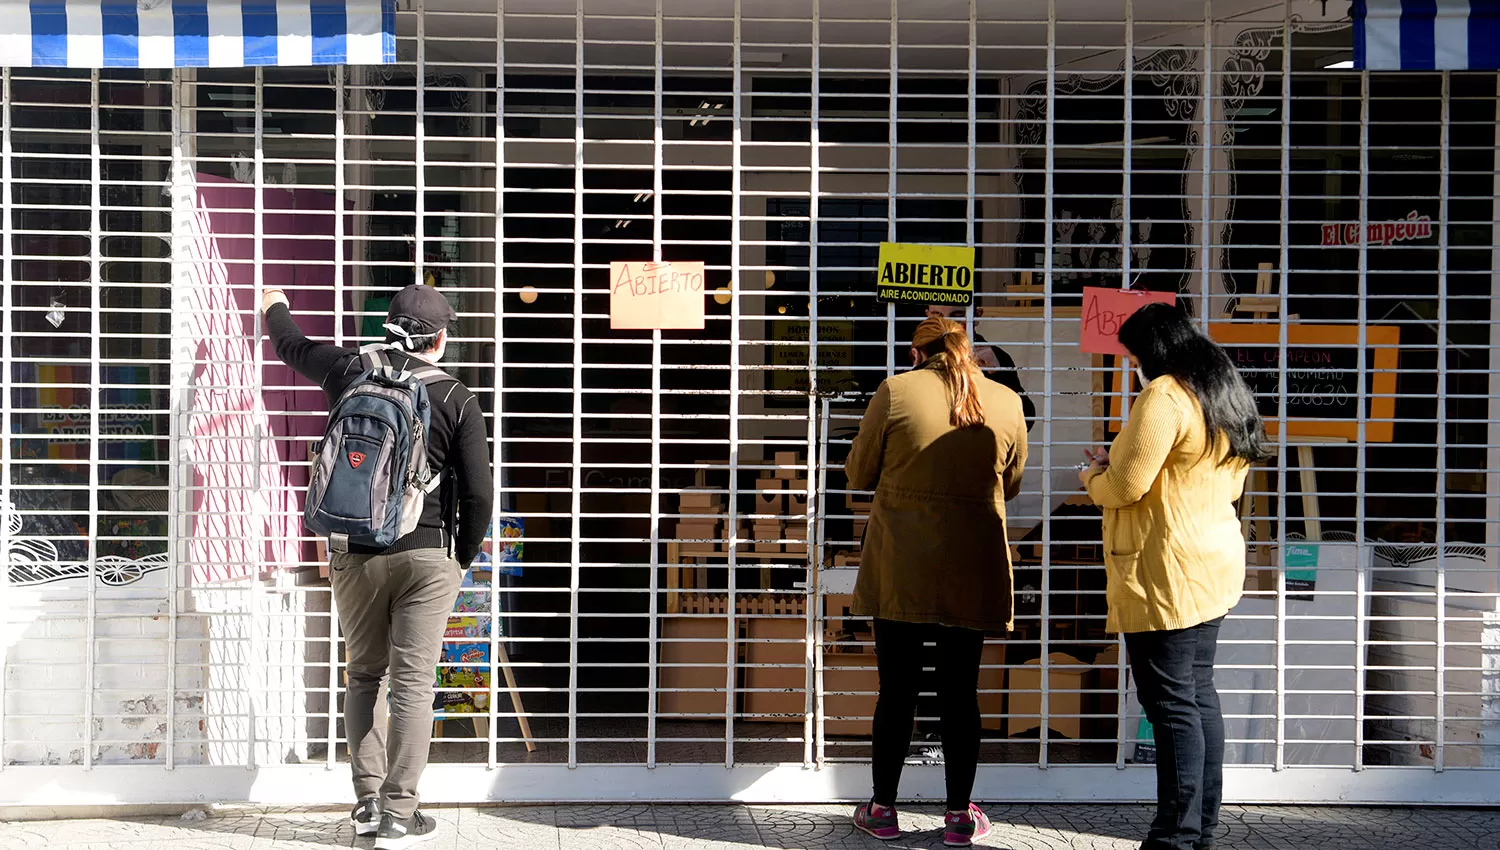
[{"x1": 1108, "y1": 323, "x2": 1401, "y2": 443}]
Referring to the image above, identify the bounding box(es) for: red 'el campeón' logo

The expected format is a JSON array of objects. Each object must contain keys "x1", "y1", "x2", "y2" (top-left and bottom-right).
[{"x1": 348, "y1": 452, "x2": 366, "y2": 469}]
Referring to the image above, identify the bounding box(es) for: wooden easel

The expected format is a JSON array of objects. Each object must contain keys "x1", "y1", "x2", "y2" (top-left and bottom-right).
[
  {"x1": 1008, "y1": 271, "x2": 1044, "y2": 308},
  {"x1": 1226, "y1": 263, "x2": 1337, "y2": 569},
  {"x1": 1235, "y1": 262, "x2": 1281, "y2": 318}
]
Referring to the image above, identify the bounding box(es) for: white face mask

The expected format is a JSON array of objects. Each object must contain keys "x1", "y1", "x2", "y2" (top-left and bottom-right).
[{"x1": 1135, "y1": 366, "x2": 1150, "y2": 387}]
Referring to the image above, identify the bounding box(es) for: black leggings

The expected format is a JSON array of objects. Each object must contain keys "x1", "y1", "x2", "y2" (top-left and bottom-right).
[{"x1": 870, "y1": 618, "x2": 986, "y2": 811}]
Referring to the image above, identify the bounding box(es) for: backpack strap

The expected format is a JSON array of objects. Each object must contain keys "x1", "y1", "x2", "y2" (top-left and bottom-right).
[
  {"x1": 407, "y1": 363, "x2": 457, "y2": 496},
  {"x1": 358, "y1": 348, "x2": 391, "y2": 374},
  {"x1": 409, "y1": 364, "x2": 458, "y2": 388},
  {"x1": 359, "y1": 347, "x2": 456, "y2": 389}
]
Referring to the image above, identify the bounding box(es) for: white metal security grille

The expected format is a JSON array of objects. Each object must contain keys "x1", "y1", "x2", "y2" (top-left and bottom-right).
[{"x1": 0, "y1": 0, "x2": 1497, "y2": 806}]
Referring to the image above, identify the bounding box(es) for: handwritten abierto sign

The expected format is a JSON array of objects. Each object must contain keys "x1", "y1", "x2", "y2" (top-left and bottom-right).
[
  {"x1": 1079, "y1": 286, "x2": 1176, "y2": 356},
  {"x1": 609, "y1": 260, "x2": 706, "y2": 330}
]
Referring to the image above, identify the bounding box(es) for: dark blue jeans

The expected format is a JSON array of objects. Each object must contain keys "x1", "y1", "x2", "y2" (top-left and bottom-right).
[{"x1": 1123, "y1": 617, "x2": 1225, "y2": 850}]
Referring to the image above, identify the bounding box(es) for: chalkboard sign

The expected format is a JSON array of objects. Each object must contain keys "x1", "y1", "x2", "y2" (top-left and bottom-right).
[{"x1": 1110, "y1": 324, "x2": 1401, "y2": 443}]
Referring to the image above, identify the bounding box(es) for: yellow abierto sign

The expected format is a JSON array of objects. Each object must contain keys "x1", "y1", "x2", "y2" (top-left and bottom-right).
[{"x1": 875, "y1": 242, "x2": 976, "y2": 306}]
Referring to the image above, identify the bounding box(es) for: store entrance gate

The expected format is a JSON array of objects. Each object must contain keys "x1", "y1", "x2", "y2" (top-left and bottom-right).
[{"x1": 0, "y1": 0, "x2": 1497, "y2": 807}]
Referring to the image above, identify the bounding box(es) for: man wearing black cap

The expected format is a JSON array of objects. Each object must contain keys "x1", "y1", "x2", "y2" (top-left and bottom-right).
[{"x1": 262, "y1": 284, "x2": 491, "y2": 849}]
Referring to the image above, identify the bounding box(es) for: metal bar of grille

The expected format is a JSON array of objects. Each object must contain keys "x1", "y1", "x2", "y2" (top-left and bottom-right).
[
  {"x1": 248, "y1": 64, "x2": 268, "y2": 771},
  {"x1": 166, "y1": 68, "x2": 185, "y2": 774},
  {"x1": 1272, "y1": 0, "x2": 1292, "y2": 773},
  {"x1": 1351, "y1": 53, "x2": 1370, "y2": 776},
  {"x1": 329, "y1": 62, "x2": 346, "y2": 772},
  {"x1": 647, "y1": 0, "x2": 663, "y2": 770},
  {"x1": 487, "y1": 0, "x2": 506, "y2": 771},
  {"x1": 83, "y1": 67, "x2": 102, "y2": 772},
  {"x1": 885, "y1": 0, "x2": 896, "y2": 382},
  {"x1": 1038, "y1": 0, "x2": 1058, "y2": 772},
  {"x1": 1434, "y1": 68, "x2": 1450, "y2": 773},
  {"x1": 725, "y1": 0, "x2": 743, "y2": 769},
  {"x1": 0, "y1": 64, "x2": 12, "y2": 775},
  {"x1": 801, "y1": 0, "x2": 822, "y2": 767},
  {"x1": 568, "y1": 0, "x2": 585, "y2": 769},
  {"x1": 809, "y1": 0, "x2": 826, "y2": 768}
]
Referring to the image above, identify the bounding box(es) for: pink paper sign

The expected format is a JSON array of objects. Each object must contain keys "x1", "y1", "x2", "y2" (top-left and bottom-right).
[
  {"x1": 609, "y1": 260, "x2": 707, "y2": 330},
  {"x1": 1079, "y1": 286, "x2": 1177, "y2": 356}
]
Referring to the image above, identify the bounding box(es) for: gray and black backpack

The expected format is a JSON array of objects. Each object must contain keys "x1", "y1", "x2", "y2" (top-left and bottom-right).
[{"x1": 304, "y1": 347, "x2": 455, "y2": 553}]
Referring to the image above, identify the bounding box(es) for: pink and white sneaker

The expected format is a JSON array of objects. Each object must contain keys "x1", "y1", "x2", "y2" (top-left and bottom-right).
[
  {"x1": 852, "y1": 801, "x2": 901, "y2": 840},
  {"x1": 943, "y1": 803, "x2": 992, "y2": 847}
]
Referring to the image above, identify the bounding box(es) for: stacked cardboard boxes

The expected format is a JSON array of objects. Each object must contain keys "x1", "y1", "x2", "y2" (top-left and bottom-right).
[
  {"x1": 657, "y1": 593, "x2": 810, "y2": 722},
  {"x1": 753, "y1": 478, "x2": 785, "y2": 553},
  {"x1": 676, "y1": 487, "x2": 725, "y2": 556},
  {"x1": 750, "y1": 451, "x2": 810, "y2": 555}
]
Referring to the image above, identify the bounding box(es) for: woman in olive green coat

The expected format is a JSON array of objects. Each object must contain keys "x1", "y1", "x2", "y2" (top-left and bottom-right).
[{"x1": 844, "y1": 316, "x2": 1027, "y2": 847}]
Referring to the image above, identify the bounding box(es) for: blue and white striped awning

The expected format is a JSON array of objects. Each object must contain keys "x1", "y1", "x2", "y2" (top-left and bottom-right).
[
  {"x1": 0, "y1": 0, "x2": 395, "y2": 68},
  {"x1": 1354, "y1": 0, "x2": 1500, "y2": 70}
]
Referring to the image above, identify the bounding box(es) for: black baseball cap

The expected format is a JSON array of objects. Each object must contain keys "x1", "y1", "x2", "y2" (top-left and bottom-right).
[{"x1": 386, "y1": 284, "x2": 456, "y2": 334}]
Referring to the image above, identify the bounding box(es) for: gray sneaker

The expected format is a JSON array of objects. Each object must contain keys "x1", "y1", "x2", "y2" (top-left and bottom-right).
[
  {"x1": 351, "y1": 797, "x2": 380, "y2": 837},
  {"x1": 374, "y1": 810, "x2": 440, "y2": 850}
]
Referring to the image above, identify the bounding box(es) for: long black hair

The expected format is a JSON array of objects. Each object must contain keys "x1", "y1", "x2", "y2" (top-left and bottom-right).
[{"x1": 1118, "y1": 302, "x2": 1272, "y2": 466}]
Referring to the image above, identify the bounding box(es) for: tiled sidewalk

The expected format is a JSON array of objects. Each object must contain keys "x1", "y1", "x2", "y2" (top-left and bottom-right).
[{"x1": 2, "y1": 803, "x2": 1497, "y2": 849}]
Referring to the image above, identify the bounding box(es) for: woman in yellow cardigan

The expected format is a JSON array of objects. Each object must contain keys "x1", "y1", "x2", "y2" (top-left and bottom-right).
[{"x1": 1081, "y1": 303, "x2": 1271, "y2": 850}]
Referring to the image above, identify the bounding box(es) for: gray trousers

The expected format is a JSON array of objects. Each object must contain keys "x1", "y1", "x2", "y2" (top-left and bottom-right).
[{"x1": 330, "y1": 548, "x2": 462, "y2": 819}]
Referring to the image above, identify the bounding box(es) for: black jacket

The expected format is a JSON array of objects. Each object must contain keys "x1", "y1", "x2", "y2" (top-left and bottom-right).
[
  {"x1": 971, "y1": 332, "x2": 1037, "y2": 432},
  {"x1": 267, "y1": 304, "x2": 493, "y2": 567}
]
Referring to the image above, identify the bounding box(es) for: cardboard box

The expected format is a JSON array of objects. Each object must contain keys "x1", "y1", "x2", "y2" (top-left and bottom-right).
[
  {"x1": 675, "y1": 519, "x2": 719, "y2": 537},
  {"x1": 834, "y1": 551, "x2": 860, "y2": 568},
  {"x1": 788, "y1": 479, "x2": 809, "y2": 513},
  {"x1": 750, "y1": 521, "x2": 786, "y2": 554},
  {"x1": 658, "y1": 616, "x2": 732, "y2": 719},
  {"x1": 723, "y1": 519, "x2": 751, "y2": 553},
  {"x1": 756, "y1": 478, "x2": 787, "y2": 515},
  {"x1": 852, "y1": 516, "x2": 868, "y2": 542},
  {"x1": 1007, "y1": 652, "x2": 1086, "y2": 739},
  {"x1": 773, "y1": 451, "x2": 801, "y2": 480},
  {"x1": 784, "y1": 524, "x2": 808, "y2": 555},
  {"x1": 680, "y1": 488, "x2": 725, "y2": 515},
  {"x1": 675, "y1": 519, "x2": 721, "y2": 555},
  {"x1": 752, "y1": 521, "x2": 784, "y2": 553},
  {"x1": 823, "y1": 651, "x2": 879, "y2": 736},
  {"x1": 743, "y1": 618, "x2": 808, "y2": 720},
  {"x1": 821, "y1": 593, "x2": 870, "y2": 650}
]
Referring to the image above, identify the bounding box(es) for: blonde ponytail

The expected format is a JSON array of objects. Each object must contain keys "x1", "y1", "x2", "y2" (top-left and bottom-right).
[{"x1": 912, "y1": 316, "x2": 986, "y2": 428}]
